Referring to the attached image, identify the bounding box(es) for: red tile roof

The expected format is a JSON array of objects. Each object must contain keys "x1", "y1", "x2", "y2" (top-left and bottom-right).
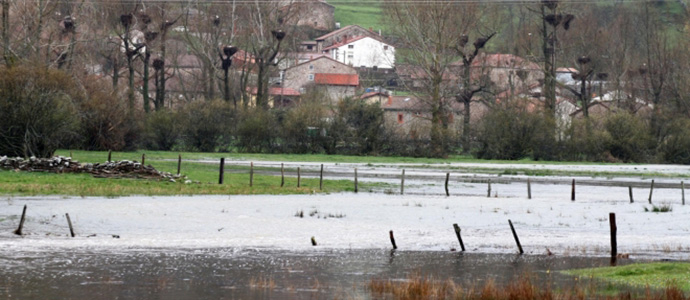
[{"x1": 314, "y1": 73, "x2": 359, "y2": 86}]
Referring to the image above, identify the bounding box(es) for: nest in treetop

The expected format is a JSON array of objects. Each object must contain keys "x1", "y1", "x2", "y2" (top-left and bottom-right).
[
  {"x1": 474, "y1": 37, "x2": 488, "y2": 49},
  {"x1": 597, "y1": 72, "x2": 609, "y2": 80},
  {"x1": 271, "y1": 30, "x2": 286, "y2": 41},
  {"x1": 213, "y1": 15, "x2": 221, "y2": 26},
  {"x1": 577, "y1": 56, "x2": 591, "y2": 65},
  {"x1": 63, "y1": 16, "x2": 74, "y2": 33},
  {"x1": 562, "y1": 14, "x2": 575, "y2": 30},
  {"x1": 223, "y1": 46, "x2": 238, "y2": 57},
  {"x1": 545, "y1": 14, "x2": 562, "y2": 26},
  {"x1": 145, "y1": 31, "x2": 158, "y2": 42},
  {"x1": 120, "y1": 14, "x2": 133, "y2": 28},
  {"x1": 152, "y1": 58, "x2": 164, "y2": 70},
  {"x1": 459, "y1": 34, "x2": 469, "y2": 48}
]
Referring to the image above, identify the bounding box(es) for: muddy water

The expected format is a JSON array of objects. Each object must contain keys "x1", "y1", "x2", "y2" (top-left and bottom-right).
[{"x1": 0, "y1": 248, "x2": 638, "y2": 299}]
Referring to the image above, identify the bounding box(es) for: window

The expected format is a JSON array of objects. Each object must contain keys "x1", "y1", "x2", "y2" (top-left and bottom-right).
[
  {"x1": 308, "y1": 74, "x2": 314, "y2": 81},
  {"x1": 348, "y1": 45, "x2": 354, "y2": 49},
  {"x1": 384, "y1": 45, "x2": 389, "y2": 50},
  {"x1": 307, "y1": 45, "x2": 313, "y2": 50},
  {"x1": 397, "y1": 113, "x2": 404, "y2": 124},
  {"x1": 309, "y1": 64, "x2": 314, "y2": 70}
]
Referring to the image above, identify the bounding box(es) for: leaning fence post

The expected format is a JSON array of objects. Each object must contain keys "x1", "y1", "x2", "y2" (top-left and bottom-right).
[
  {"x1": 453, "y1": 224, "x2": 466, "y2": 252},
  {"x1": 218, "y1": 158, "x2": 225, "y2": 184},
  {"x1": 107, "y1": 150, "x2": 112, "y2": 162},
  {"x1": 445, "y1": 173, "x2": 450, "y2": 196},
  {"x1": 648, "y1": 179, "x2": 655, "y2": 204},
  {"x1": 400, "y1": 169, "x2": 405, "y2": 195},
  {"x1": 65, "y1": 213, "x2": 75, "y2": 238},
  {"x1": 14, "y1": 205, "x2": 27, "y2": 236},
  {"x1": 527, "y1": 178, "x2": 532, "y2": 199},
  {"x1": 389, "y1": 230, "x2": 398, "y2": 250},
  {"x1": 571, "y1": 179, "x2": 576, "y2": 201},
  {"x1": 509, "y1": 219, "x2": 524, "y2": 255},
  {"x1": 629, "y1": 186, "x2": 634, "y2": 203},
  {"x1": 354, "y1": 168, "x2": 358, "y2": 193},
  {"x1": 610, "y1": 213, "x2": 617, "y2": 264}
]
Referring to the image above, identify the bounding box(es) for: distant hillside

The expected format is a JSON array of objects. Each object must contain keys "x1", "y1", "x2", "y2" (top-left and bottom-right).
[{"x1": 331, "y1": 0, "x2": 384, "y2": 32}]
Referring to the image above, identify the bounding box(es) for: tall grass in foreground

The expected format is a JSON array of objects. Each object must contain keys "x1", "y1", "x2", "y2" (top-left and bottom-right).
[{"x1": 368, "y1": 274, "x2": 687, "y2": 300}]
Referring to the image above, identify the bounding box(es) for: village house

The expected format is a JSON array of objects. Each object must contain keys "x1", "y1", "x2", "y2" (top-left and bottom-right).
[
  {"x1": 321, "y1": 35, "x2": 395, "y2": 70},
  {"x1": 281, "y1": 56, "x2": 359, "y2": 103}
]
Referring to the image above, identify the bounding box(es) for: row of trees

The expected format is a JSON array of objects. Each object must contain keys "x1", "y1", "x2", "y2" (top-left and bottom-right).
[{"x1": 2, "y1": 0, "x2": 690, "y2": 163}]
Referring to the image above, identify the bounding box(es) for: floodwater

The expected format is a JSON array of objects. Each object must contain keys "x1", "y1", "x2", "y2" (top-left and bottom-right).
[{"x1": 0, "y1": 248, "x2": 637, "y2": 300}]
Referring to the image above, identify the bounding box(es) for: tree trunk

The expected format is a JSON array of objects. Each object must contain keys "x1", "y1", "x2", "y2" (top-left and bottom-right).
[
  {"x1": 143, "y1": 50, "x2": 151, "y2": 113},
  {"x1": 2, "y1": 0, "x2": 10, "y2": 66}
]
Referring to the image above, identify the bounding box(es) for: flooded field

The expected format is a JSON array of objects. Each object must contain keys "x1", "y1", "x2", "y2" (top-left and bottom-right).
[
  {"x1": 1, "y1": 164, "x2": 689, "y2": 298},
  {"x1": 0, "y1": 248, "x2": 640, "y2": 299}
]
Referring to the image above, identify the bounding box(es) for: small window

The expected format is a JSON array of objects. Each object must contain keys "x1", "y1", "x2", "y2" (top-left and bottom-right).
[
  {"x1": 348, "y1": 45, "x2": 354, "y2": 49},
  {"x1": 299, "y1": 87, "x2": 306, "y2": 93},
  {"x1": 309, "y1": 64, "x2": 314, "y2": 70},
  {"x1": 383, "y1": 45, "x2": 389, "y2": 50},
  {"x1": 308, "y1": 74, "x2": 314, "y2": 81},
  {"x1": 307, "y1": 45, "x2": 313, "y2": 50},
  {"x1": 397, "y1": 113, "x2": 404, "y2": 124}
]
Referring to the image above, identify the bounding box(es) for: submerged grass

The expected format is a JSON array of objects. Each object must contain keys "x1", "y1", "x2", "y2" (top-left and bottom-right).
[
  {"x1": 565, "y1": 263, "x2": 690, "y2": 292},
  {"x1": 369, "y1": 272, "x2": 689, "y2": 300}
]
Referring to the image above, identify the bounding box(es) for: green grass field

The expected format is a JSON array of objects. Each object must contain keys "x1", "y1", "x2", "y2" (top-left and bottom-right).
[
  {"x1": 565, "y1": 263, "x2": 690, "y2": 292},
  {"x1": 332, "y1": 0, "x2": 384, "y2": 31}
]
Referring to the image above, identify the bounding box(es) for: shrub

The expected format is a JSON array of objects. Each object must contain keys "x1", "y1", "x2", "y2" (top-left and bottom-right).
[
  {"x1": 178, "y1": 99, "x2": 234, "y2": 152},
  {"x1": 142, "y1": 109, "x2": 180, "y2": 151},
  {"x1": 475, "y1": 106, "x2": 555, "y2": 160},
  {"x1": 328, "y1": 98, "x2": 386, "y2": 155},
  {"x1": 658, "y1": 118, "x2": 690, "y2": 164},
  {"x1": 604, "y1": 112, "x2": 652, "y2": 162},
  {"x1": 277, "y1": 95, "x2": 329, "y2": 154},
  {"x1": 0, "y1": 65, "x2": 81, "y2": 157},
  {"x1": 236, "y1": 107, "x2": 276, "y2": 153}
]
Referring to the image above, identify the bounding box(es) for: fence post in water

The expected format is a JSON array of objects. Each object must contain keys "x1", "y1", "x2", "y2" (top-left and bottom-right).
[
  {"x1": 297, "y1": 167, "x2": 301, "y2": 188},
  {"x1": 107, "y1": 150, "x2": 112, "y2": 162},
  {"x1": 508, "y1": 219, "x2": 524, "y2": 255},
  {"x1": 487, "y1": 180, "x2": 492, "y2": 198},
  {"x1": 250, "y1": 162, "x2": 254, "y2": 187},
  {"x1": 389, "y1": 230, "x2": 398, "y2": 250},
  {"x1": 400, "y1": 169, "x2": 405, "y2": 195},
  {"x1": 218, "y1": 158, "x2": 225, "y2": 184},
  {"x1": 610, "y1": 213, "x2": 617, "y2": 264},
  {"x1": 629, "y1": 186, "x2": 634, "y2": 203},
  {"x1": 453, "y1": 224, "x2": 466, "y2": 252},
  {"x1": 281, "y1": 163, "x2": 285, "y2": 187},
  {"x1": 354, "y1": 168, "x2": 358, "y2": 193},
  {"x1": 141, "y1": 153, "x2": 146, "y2": 165},
  {"x1": 311, "y1": 236, "x2": 317, "y2": 246},
  {"x1": 65, "y1": 213, "x2": 75, "y2": 237},
  {"x1": 571, "y1": 179, "x2": 576, "y2": 201},
  {"x1": 445, "y1": 173, "x2": 450, "y2": 197},
  {"x1": 682, "y1": 181, "x2": 685, "y2": 205},
  {"x1": 177, "y1": 154, "x2": 182, "y2": 175},
  {"x1": 648, "y1": 180, "x2": 655, "y2": 204},
  {"x1": 527, "y1": 178, "x2": 532, "y2": 199},
  {"x1": 14, "y1": 205, "x2": 27, "y2": 236},
  {"x1": 319, "y1": 164, "x2": 324, "y2": 190}
]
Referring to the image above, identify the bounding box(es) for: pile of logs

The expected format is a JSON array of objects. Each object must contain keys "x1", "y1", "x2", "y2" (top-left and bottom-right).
[{"x1": 0, "y1": 156, "x2": 183, "y2": 181}]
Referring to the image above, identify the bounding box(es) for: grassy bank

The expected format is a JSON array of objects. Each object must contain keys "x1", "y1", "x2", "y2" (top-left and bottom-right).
[{"x1": 566, "y1": 263, "x2": 690, "y2": 292}]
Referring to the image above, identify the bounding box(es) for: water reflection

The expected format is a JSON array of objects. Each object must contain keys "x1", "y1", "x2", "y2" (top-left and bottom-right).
[{"x1": 0, "y1": 248, "x2": 639, "y2": 299}]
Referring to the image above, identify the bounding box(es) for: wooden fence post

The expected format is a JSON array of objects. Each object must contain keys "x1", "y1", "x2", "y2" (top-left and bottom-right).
[
  {"x1": 389, "y1": 230, "x2": 398, "y2": 250},
  {"x1": 14, "y1": 205, "x2": 27, "y2": 236},
  {"x1": 452, "y1": 224, "x2": 466, "y2": 252},
  {"x1": 610, "y1": 213, "x2": 617, "y2": 264},
  {"x1": 527, "y1": 178, "x2": 532, "y2": 199},
  {"x1": 629, "y1": 186, "x2": 634, "y2": 203},
  {"x1": 319, "y1": 164, "x2": 324, "y2": 190},
  {"x1": 571, "y1": 179, "x2": 576, "y2": 201},
  {"x1": 297, "y1": 167, "x2": 301, "y2": 188},
  {"x1": 141, "y1": 153, "x2": 146, "y2": 165},
  {"x1": 682, "y1": 181, "x2": 685, "y2": 205},
  {"x1": 445, "y1": 173, "x2": 450, "y2": 196},
  {"x1": 281, "y1": 163, "x2": 285, "y2": 187},
  {"x1": 400, "y1": 169, "x2": 405, "y2": 195},
  {"x1": 648, "y1": 180, "x2": 655, "y2": 204},
  {"x1": 107, "y1": 150, "x2": 112, "y2": 162},
  {"x1": 250, "y1": 162, "x2": 254, "y2": 187},
  {"x1": 218, "y1": 158, "x2": 225, "y2": 184},
  {"x1": 311, "y1": 236, "x2": 317, "y2": 246},
  {"x1": 487, "y1": 179, "x2": 491, "y2": 198},
  {"x1": 354, "y1": 168, "x2": 358, "y2": 193},
  {"x1": 509, "y1": 219, "x2": 524, "y2": 255},
  {"x1": 66, "y1": 213, "x2": 75, "y2": 237},
  {"x1": 177, "y1": 154, "x2": 182, "y2": 175}
]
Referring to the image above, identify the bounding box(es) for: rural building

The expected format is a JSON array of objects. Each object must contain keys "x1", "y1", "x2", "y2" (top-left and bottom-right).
[
  {"x1": 322, "y1": 35, "x2": 395, "y2": 70},
  {"x1": 281, "y1": 56, "x2": 359, "y2": 102}
]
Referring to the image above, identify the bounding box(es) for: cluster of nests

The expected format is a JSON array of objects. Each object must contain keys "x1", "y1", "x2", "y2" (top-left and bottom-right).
[{"x1": 0, "y1": 156, "x2": 186, "y2": 182}]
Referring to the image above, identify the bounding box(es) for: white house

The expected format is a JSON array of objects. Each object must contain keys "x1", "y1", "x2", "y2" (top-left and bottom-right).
[{"x1": 322, "y1": 35, "x2": 395, "y2": 70}]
